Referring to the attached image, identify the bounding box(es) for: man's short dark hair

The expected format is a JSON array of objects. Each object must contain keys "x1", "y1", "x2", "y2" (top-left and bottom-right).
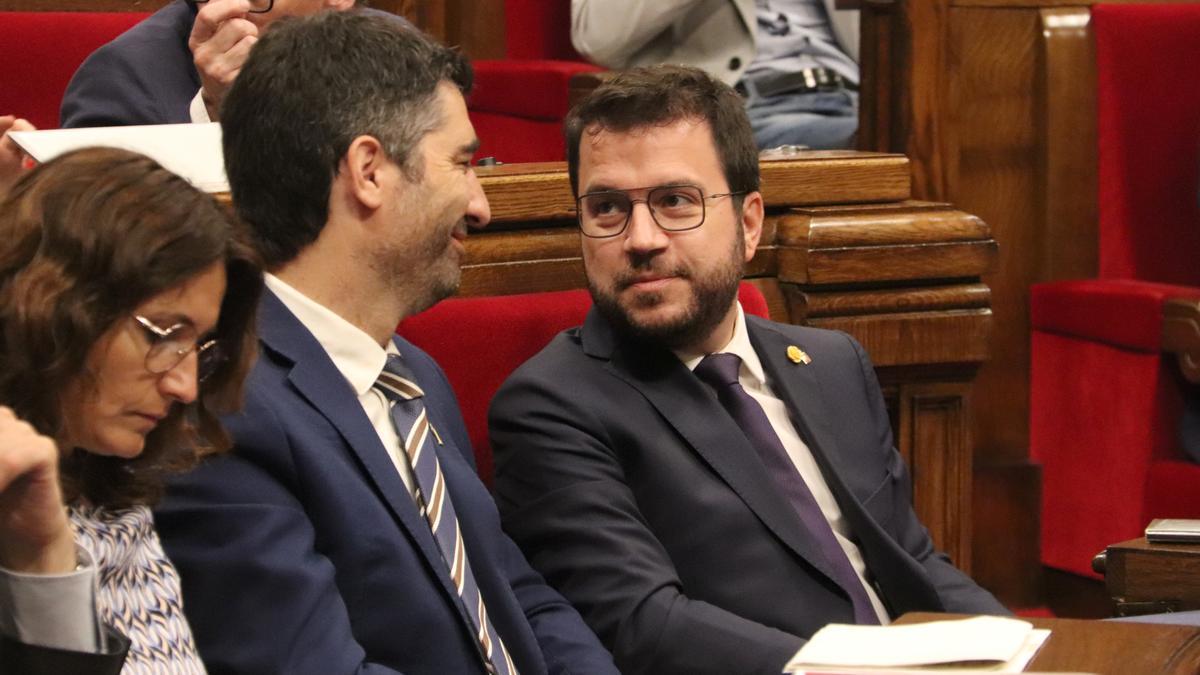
[
  {"x1": 222, "y1": 11, "x2": 472, "y2": 269},
  {"x1": 564, "y1": 65, "x2": 759, "y2": 198}
]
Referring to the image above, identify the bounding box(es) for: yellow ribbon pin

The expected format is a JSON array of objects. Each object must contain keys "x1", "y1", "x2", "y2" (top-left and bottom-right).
[{"x1": 787, "y1": 345, "x2": 811, "y2": 365}]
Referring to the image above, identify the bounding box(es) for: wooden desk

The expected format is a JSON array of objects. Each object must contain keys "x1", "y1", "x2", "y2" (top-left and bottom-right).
[
  {"x1": 900, "y1": 612, "x2": 1200, "y2": 674},
  {"x1": 1102, "y1": 537, "x2": 1200, "y2": 616}
]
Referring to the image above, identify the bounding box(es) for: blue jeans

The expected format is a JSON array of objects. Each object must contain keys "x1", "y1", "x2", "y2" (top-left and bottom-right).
[{"x1": 747, "y1": 89, "x2": 858, "y2": 151}]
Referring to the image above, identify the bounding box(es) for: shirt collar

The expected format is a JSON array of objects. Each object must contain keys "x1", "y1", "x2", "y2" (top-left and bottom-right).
[
  {"x1": 264, "y1": 273, "x2": 398, "y2": 396},
  {"x1": 675, "y1": 303, "x2": 768, "y2": 388}
]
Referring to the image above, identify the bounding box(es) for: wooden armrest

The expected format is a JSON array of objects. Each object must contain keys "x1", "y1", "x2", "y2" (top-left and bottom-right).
[{"x1": 1163, "y1": 296, "x2": 1200, "y2": 384}]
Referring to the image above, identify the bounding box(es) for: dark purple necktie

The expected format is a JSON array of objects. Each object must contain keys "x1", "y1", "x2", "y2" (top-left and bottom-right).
[{"x1": 694, "y1": 352, "x2": 880, "y2": 624}]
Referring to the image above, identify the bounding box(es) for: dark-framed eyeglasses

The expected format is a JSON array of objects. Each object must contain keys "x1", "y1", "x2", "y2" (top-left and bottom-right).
[
  {"x1": 192, "y1": 0, "x2": 274, "y2": 13},
  {"x1": 133, "y1": 315, "x2": 224, "y2": 383},
  {"x1": 574, "y1": 184, "x2": 746, "y2": 238}
]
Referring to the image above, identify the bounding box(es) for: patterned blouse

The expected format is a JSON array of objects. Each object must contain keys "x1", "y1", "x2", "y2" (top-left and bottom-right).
[{"x1": 70, "y1": 504, "x2": 206, "y2": 674}]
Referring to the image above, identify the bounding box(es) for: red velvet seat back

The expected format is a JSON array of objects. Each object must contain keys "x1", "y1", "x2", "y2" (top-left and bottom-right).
[
  {"x1": 1094, "y1": 3, "x2": 1200, "y2": 285},
  {"x1": 503, "y1": 0, "x2": 581, "y2": 61},
  {"x1": 398, "y1": 284, "x2": 771, "y2": 485},
  {"x1": 0, "y1": 12, "x2": 149, "y2": 130}
]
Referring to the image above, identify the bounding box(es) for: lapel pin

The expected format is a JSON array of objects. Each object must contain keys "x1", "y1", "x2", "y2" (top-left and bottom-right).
[{"x1": 787, "y1": 345, "x2": 811, "y2": 365}]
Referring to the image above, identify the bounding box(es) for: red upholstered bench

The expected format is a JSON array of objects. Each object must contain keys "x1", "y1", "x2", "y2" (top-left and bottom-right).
[
  {"x1": 0, "y1": 12, "x2": 149, "y2": 130},
  {"x1": 398, "y1": 284, "x2": 770, "y2": 485},
  {"x1": 1030, "y1": 3, "x2": 1200, "y2": 580}
]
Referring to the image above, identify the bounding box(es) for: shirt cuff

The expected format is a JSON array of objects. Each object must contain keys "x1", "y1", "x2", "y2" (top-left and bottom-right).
[
  {"x1": 189, "y1": 88, "x2": 212, "y2": 124},
  {"x1": 0, "y1": 545, "x2": 102, "y2": 653}
]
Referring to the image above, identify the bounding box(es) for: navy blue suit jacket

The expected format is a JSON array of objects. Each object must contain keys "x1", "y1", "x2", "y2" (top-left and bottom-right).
[
  {"x1": 491, "y1": 309, "x2": 1007, "y2": 675},
  {"x1": 155, "y1": 291, "x2": 617, "y2": 674},
  {"x1": 61, "y1": 1, "x2": 199, "y2": 128}
]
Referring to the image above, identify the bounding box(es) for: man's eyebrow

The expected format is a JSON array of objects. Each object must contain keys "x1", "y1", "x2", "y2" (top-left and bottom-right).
[
  {"x1": 458, "y1": 139, "x2": 481, "y2": 157},
  {"x1": 582, "y1": 180, "x2": 699, "y2": 194}
]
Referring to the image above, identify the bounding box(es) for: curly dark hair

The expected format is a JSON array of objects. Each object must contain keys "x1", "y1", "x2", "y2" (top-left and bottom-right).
[{"x1": 0, "y1": 147, "x2": 263, "y2": 507}]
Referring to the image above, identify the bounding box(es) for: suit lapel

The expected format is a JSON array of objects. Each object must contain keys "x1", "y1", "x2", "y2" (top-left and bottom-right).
[
  {"x1": 748, "y1": 317, "x2": 943, "y2": 613},
  {"x1": 257, "y1": 293, "x2": 465, "y2": 609},
  {"x1": 583, "y1": 310, "x2": 841, "y2": 584}
]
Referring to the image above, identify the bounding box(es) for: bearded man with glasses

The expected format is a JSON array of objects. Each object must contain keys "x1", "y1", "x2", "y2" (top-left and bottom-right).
[
  {"x1": 489, "y1": 65, "x2": 1008, "y2": 675},
  {"x1": 61, "y1": 0, "x2": 399, "y2": 128}
]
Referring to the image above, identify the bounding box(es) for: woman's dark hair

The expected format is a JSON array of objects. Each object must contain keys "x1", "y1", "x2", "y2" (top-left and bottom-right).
[{"x1": 0, "y1": 147, "x2": 263, "y2": 507}]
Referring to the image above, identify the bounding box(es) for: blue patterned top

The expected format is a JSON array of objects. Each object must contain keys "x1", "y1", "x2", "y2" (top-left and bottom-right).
[{"x1": 70, "y1": 504, "x2": 206, "y2": 674}]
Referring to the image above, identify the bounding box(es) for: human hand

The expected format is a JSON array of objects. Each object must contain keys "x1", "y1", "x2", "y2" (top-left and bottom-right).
[
  {"x1": 0, "y1": 115, "x2": 34, "y2": 195},
  {"x1": 0, "y1": 406, "x2": 75, "y2": 574},
  {"x1": 189, "y1": 0, "x2": 259, "y2": 121}
]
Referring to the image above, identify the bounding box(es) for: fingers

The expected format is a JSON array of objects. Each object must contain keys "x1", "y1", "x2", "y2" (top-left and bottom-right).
[
  {"x1": 0, "y1": 406, "x2": 58, "y2": 494},
  {"x1": 0, "y1": 115, "x2": 35, "y2": 192},
  {"x1": 189, "y1": 0, "x2": 255, "y2": 44},
  {"x1": 190, "y1": 0, "x2": 260, "y2": 117}
]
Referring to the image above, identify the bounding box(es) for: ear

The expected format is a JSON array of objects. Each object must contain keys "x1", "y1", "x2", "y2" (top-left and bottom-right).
[
  {"x1": 739, "y1": 190, "x2": 765, "y2": 262},
  {"x1": 340, "y1": 135, "x2": 389, "y2": 211}
]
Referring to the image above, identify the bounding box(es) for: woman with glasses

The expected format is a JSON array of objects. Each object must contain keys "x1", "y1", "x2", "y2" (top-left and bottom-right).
[{"x1": 0, "y1": 147, "x2": 262, "y2": 673}]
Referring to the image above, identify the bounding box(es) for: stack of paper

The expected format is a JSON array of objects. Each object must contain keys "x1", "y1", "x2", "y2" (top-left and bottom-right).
[
  {"x1": 9, "y1": 123, "x2": 228, "y2": 193},
  {"x1": 784, "y1": 616, "x2": 1054, "y2": 674}
]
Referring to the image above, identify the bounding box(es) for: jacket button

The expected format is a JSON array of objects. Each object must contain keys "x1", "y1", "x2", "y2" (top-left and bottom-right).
[{"x1": 728, "y1": 57, "x2": 741, "y2": 70}]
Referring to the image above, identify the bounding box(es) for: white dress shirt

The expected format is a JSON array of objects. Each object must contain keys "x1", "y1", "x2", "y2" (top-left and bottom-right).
[
  {"x1": 264, "y1": 274, "x2": 419, "y2": 497},
  {"x1": 677, "y1": 304, "x2": 890, "y2": 623},
  {"x1": 0, "y1": 546, "x2": 102, "y2": 652}
]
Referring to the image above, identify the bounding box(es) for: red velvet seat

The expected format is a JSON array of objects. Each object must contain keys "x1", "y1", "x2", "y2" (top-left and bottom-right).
[
  {"x1": 398, "y1": 284, "x2": 771, "y2": 485},
  {"x1": 1030, "y1": 3, "x2": 1200, "y2": 580},
  {"x1": 0, "y1": 12, "x2": 149, "y2": 130},
  {"x1": 468, "y1": 0, "x2": 601, "y2": 164}
]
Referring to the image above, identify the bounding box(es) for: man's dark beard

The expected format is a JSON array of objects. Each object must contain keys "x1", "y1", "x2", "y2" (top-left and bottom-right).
[{"x1": 588, "y1": 240, "x2": 744, "y2": 351}]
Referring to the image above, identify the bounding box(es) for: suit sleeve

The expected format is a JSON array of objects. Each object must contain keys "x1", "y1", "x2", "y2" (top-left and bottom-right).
[
  {"x1": 570, "y1": 0, "x2": 707, "y2": 68},
  {"x1": 0, "y1": 627, "x2": 127, "y2": 675},
  {"x1": 410, "y1": 351, "x2": 619, "y2": 675},
  {"x1": 153, "y1": 389, "x2": 408, "y2": 675},
  {"x1": 843, "y1": 333, "x2": 1009, "y2": 616},
  {"x1": 490, "y1": 367, "x2": 803, "y2": 675},
  {"x1": 60, "y1": 44, "x2": 170, "y2": 128}
]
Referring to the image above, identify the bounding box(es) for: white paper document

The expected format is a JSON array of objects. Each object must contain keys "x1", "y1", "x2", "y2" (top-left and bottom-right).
[
  {"x1": 784, "y1": 616, "x2": 1053, "y2": 673},
  {"x1": 9, "y1": 123, "x2": 228, "y2": 193}
]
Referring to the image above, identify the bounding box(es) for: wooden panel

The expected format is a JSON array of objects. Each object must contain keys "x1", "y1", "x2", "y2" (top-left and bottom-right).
[
  {"x1": 798, "y1": 283, "x2": 991, "y2": 318},
  {"x1": 443, "y1": 0, "x2": 504, "y2": 59},
  {"x1": 477, "y1": 153, "x2": 912, "y2": 224},
  {"x1": 808, "y1": 310, "x2": 992, "y2": 367},
  {"x1": 972, "y1": 461, "x2": 1043, "y2": 607},
  {"x1": 949, "y1": 8, "x2": 1038, "y2": 465},
  {"x1": 775, "y1": 202, "x2": 995, "y2": 285},
  {"x1": 1036, "y1": 7, "x2": 1098, "y2": 283},
  {"x1": 1105, "y1": 537, "x2": 1200, "y2": 614},
  {"x1": 898, "y1": 383, "x2": 974, "y2": 568}
]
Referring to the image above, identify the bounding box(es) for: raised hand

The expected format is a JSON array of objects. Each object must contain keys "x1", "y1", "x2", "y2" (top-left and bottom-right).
[
  {"x1": 189, "y1": 0, "x2": 260, "y2": 121},
  {"x1": 0, "y1": 406, "x2": 75, "y2": 574}
]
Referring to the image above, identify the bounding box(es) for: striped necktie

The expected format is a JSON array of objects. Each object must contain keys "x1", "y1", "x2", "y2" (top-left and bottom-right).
[{"x1": 375, "y1": 353, "x2": 518, "y2": 675}]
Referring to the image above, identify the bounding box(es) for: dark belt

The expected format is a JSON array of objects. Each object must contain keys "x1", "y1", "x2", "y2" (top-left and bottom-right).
[{"x1": 735, "y1": 67, "x2": 857, "y2": 99}]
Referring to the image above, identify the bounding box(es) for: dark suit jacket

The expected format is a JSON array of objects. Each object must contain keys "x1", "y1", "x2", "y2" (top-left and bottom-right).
[
  {"x1": 0, "y1": 627, "x2": 127, "y2": 675},
  {"x1": 490, "y1": 309, "x2": 1007, "y2": 675},
  {"x1": 60, "y1": 0, "x2": 199, "y2": 128},
  {"x1": 154, "y1": 291, "x2": 617, "y2": 675}
]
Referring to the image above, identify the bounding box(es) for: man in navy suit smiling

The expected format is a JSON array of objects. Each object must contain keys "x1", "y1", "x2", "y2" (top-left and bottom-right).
[{"x1": 153, "y1": 12, "x2": 617, "y2": 675}]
